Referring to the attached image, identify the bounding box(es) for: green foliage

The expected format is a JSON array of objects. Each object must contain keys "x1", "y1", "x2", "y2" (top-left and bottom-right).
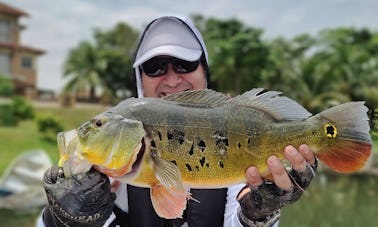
[
  {"x1": 0, "y1": 104, "x2": 17, "y2": 126},
  {"x1": 0, "y1": 75, "x2": 14, "y2": 97},
  {"x1": 0, "y1": 97, "x2": 34, "y2": 126},
  {"x1": 196, "y1": 16, "x2": 270, "y2": 94},
  {"x1": 63, "y1": 22, "x2": 139, "y2": 102},
  {"x1": 63, "y1": 15, "x2": 378, "y2": 112},
  {"x1": 191, "y1": 15, "x2": 378, "y2": 113},
  {"x1": 11, "y1": 96, "x2": 34, "y2": 121},
  {"x1": 36, "y1": 115, "x2": 64, "y2": 142}
]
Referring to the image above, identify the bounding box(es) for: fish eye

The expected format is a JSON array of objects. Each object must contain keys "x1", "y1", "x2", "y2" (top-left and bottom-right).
[{"x1": 94, "y1": 118, "x2": 105, "y2": 128}]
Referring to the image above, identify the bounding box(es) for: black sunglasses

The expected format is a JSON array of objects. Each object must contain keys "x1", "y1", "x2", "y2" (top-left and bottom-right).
[{"x1": 140, "y1": 56, "x2": 200, "y2": 77}]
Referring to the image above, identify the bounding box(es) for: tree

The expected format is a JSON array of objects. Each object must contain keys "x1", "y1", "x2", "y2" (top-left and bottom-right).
[
  {"x1": 63, "y1": 22, "x2": 139, "y2": 102},
  {"x1": 194, "y1": 16, "x2": 270, "y2": 94},
  {"x1": 63, "y1": 41, "x2": 101, "y2": 101}
]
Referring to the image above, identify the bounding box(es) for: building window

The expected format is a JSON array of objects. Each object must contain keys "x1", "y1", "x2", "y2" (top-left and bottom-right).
[
  {"x1": 0, "y1": 20, "x2": 11, "y2": 42},
  {"x1": 0, "y1": 53, "x2": 11, "y2": 75},
  {"x1": 22, "y1": 56, "x2": 34, "y2": 69}
]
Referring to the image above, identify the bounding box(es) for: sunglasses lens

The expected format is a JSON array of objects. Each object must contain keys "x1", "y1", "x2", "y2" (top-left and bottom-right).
[
  {"x1": 141, "y1": 59, "x2": 166, "y2": 77},
  {"x1": 173, "y1": 59, "x2": 199, "y2": 73},
  {"x1": 141, "y1": 57, "x2": 200, "y2": 77}
]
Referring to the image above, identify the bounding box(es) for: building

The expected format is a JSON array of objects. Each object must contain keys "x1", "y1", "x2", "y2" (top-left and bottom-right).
[{"x1": 0, "y1": 2, "x2": 44, "y2": 99}]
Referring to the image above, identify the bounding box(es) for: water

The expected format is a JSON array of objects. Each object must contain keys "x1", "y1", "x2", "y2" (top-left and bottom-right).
[{"x1": 281, "y1": 173, "x2": 378, "y2": 227}]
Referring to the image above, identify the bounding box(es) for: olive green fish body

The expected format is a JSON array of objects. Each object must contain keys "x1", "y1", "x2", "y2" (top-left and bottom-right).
[{"x1": 63, "y1": 89, "x2": 372, "y2": 219}]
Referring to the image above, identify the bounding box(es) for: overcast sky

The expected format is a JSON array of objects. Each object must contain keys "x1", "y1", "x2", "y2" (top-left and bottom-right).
[{"x1": 6, "y1": 0, "x2": 378, "y2": 93}]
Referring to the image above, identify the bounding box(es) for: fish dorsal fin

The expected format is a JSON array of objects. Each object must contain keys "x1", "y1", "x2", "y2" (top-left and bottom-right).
[
  {"x1": 231, "y1": 88, "x2": 312, "y2": 121},
  {"x1": 163, "y1": 89, "x2": 229, "y2": 107}
]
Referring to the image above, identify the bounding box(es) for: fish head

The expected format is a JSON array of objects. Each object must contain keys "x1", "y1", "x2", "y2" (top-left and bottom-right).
[{"x1": 77, "y1": 112, "x2": 146, "y2": 177}]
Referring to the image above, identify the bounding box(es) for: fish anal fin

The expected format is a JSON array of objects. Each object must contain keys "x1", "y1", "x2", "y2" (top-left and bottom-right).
[
  {"x1": 150, "y1": 184, "x2": 187, "y2": 219},
  {"x1": 316, "y1": 140, "x2": 372, "y2": 173}
]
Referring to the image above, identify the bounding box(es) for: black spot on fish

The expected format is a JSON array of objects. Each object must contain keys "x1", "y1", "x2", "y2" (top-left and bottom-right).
[
  {"x1": 167, "y1": 129, "x2": 185, "y2": 144},
  {"x1": 177, "y1": 131, "x2": 185, "y2": 145},
  {"x1": 189, "y1": 143, "x2": 194, "y2": 155},
  {"x1": 219, "y1": 161, "x2": 224, "y2": 169},
  {"x1": 248, "y1": 138, "x2": 251, "y2": 144},
  {"x1": 238, "y1": 142, "x2": 241, "y2": 149},
  {"x1": 196, "y1": 166, "x2": 199, "y2": 171},
  {"x1": 214, "y1": 131, "x2": 229, "y2": 147},
  {"x1": 157, "y1": 131, "x2": 162, "y2": 141},
  {"x1": 198, "y1": 140, "x2": 206, "y2": 152},
  {"x1": 150, "y1": 140, "x2": 156, "y2": 148},
  {"x1": 171, "y1": 160, "x2": 177, "y2": 166},
  {"x1": 199, "y1": 157, "x2": 206, "y2": 167},
  {"x1": 206, "y1": 163, "x2": 210, "y2": 168},
  {"x1": 185, "y1": 163, "x2": 192, "y2": 172},
  {"x1": 167, "y1": 130, "x2": 173, "y2": 140}
]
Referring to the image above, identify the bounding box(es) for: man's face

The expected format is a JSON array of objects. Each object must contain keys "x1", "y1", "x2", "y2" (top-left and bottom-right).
[{"x1": 141, "y1": 57, "x2": 207, "y2": 98}]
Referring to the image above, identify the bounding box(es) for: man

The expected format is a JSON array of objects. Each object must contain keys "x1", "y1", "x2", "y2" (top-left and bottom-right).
[{"x1": 40, "y1": 16, "x2": 317, "y2": 227}]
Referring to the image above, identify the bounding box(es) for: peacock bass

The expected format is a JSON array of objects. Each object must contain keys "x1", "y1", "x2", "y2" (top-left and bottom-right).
[{"x1": 57, "y1": 89, "x2": 372, "y2": 219}]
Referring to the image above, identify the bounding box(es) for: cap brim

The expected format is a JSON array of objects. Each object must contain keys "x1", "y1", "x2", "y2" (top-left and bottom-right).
[{"x1": 133, "y1": 45, "x2": 202, "y2": 67}]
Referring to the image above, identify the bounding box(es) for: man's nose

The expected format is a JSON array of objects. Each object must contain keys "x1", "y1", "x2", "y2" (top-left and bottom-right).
[{"x1": 163, "y1": 64, "x2": 182, "y2": 87}]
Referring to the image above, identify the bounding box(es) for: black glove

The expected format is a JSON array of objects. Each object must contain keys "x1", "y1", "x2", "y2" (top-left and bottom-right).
[
  {"x1": 42, "y1": 166, "x2": 116, "y2": 227},
  {"x1": 237, "y1": 159, "x2": 317, "y2": 226}
]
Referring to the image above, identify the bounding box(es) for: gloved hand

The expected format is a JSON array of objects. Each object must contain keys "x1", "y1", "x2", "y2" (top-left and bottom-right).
[
  {"x1": 42, "y1": 166, "x2": 116, "y2": 227},
  {"x1": 237, "y1": 158, "x2": 317, "y2": 227}
]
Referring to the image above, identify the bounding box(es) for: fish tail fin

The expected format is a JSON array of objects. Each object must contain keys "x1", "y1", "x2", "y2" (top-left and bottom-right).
[{"x1": 311, "y1": 102, "x2": 372, "y2": 173}]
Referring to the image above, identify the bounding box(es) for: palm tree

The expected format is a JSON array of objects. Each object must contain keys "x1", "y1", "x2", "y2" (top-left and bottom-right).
[{"x1": 63, "y1": 41, "x2": 102, "y2": 101}]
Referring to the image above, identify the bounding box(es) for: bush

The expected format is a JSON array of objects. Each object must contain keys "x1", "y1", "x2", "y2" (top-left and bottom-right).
[
  {"x1": 0, "y1": 97, "x2": 34, "y2": 126},
  {"x1": 12, "y1": 96, "x2": 34, "y2": 121},
  {"x1": 0, "y1": 75, "x2": 14, "y2": 97},
  {"x1": 36, "y1": 115, "x2": 64, "y2": 142},
  {"x1": 0, "y1": 104, "x2": 17, "y2": 126}
]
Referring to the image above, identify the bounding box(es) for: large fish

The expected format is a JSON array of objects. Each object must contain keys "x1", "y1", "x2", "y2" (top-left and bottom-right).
[{"x1": 57, "y1": 89, "x2": 372, "y2": 219}]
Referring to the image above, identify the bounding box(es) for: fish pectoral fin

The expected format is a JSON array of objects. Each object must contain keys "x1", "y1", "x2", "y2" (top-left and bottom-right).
[
  {"x1": 151, "y1": 151, "x2": 184, "y2": 191},
  {"x1": 150, "y1": 184, "x2": 187, "y2": 219}
]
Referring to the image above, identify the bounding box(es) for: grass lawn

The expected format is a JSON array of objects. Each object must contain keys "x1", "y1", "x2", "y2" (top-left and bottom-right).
[
  {"x1": 0, "y1": 103, "x2": 107, "y2": 225},
  {"x1": 0, "y1": 102, "x2": 377, "y2": 226},
  {"x1": 0, "y1": 104, "x2": 107, "y2": 173}
]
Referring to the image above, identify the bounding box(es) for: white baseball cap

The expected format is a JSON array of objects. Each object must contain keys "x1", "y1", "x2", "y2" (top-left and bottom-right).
[
  {"x1": 133, "y1": 16, "x2": 209, "y2": 97},
  {"x1": 133, "y1": 17, "x2": 203, "y2": 67}
]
